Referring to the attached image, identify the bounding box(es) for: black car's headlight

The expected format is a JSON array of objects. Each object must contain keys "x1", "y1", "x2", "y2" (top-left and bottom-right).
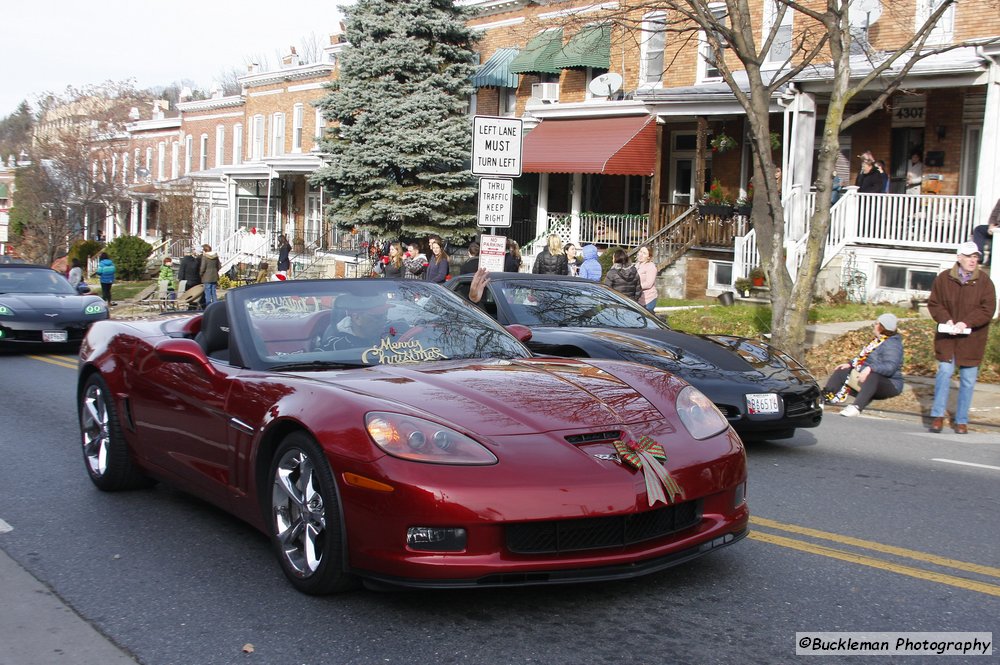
[
  {"x1": 0, "y1": 304, "x2": 13, "y2": 316},
  {"x1": 676, "y1": 385, "x2": 729, "y2": 440},
  {"x1": 366, "y1": 412, "x2": 498, "y2": 465},
  {"x1": 84, "y1": 303, "x2": 107, "y2": 315}
]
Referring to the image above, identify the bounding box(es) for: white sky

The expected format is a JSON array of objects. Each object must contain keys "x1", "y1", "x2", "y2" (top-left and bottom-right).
[{"x1": 2, "y1": 0, "x2": 346, "y2": 117}]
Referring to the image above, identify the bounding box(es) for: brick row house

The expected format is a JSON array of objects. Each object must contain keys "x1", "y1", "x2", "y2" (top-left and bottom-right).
[{"x1": 464, "y1": 0, "x2": 1000, "y2": 304}]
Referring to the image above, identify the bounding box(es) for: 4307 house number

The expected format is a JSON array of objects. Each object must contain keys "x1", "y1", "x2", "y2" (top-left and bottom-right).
[{"x1": 894, "y1": 106, "x2": 924, "y2": 120}]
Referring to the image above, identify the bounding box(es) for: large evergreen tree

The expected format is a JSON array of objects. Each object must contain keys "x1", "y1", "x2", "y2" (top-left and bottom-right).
[{"x1": 312, "y1": 0, "x2": 479, "y2": 242}]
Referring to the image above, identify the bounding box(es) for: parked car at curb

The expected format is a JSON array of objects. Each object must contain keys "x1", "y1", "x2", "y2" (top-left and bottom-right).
[
  {"x1": 78, "y1": 278, "x2": 748, "y2": 594},
  {"x1": 0, "y1": 263, "x2": 109, "y2": 349},
  {"x1": 448, "y1": 273, "x2": 822, "y2": 441}
]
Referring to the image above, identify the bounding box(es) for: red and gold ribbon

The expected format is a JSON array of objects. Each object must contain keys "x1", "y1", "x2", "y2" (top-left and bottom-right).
[{"x1": 613, "y1": 435, "x2": 685, "y2": 507}]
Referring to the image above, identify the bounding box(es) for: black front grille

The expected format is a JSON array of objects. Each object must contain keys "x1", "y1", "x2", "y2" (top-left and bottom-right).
[
  {"x1": 506, "y1": 500, "x2": 702, "y2": 554},
  {"x1": 564, "y1": 430, "x2": 623, "y2": 445},
  {"x1": 783, "y1": 388, "x2": 819, "y2": 417}
]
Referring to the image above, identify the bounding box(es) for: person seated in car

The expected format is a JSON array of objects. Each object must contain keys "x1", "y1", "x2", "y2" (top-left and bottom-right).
[{"x1": 317, "y1": 293, "x2": 409, "y2": 351}]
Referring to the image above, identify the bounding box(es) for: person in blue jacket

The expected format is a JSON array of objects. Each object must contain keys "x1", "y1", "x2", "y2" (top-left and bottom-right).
[
  {"x1": 578, "y1": 245, "x2": 602, "y2": 281},
  {"x1": 822, "y1": 313, "x2": 904, "y2": 416},
  {"x1": 94, "y1": 252, "x2": 116, "y2": 305}
]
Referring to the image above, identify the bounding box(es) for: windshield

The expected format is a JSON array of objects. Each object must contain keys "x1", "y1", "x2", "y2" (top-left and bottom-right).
[
  {"x1": 230, "y1": 279, "x2": 529, "y2": 369},
  {"x1": 496, "y1": 280, "x2": 667, "y2": 330},
  {"x1": 0, "y1": 268, "x2": 76, "y2": 295}
]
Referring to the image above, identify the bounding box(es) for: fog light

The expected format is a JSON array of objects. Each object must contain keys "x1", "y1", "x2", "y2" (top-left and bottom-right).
[
  {"x1": 406, "y1": 527, "x2": 467, "y2": 552},
  {"x1": 733, "y1": 481, "x2": 747, "y2": 508}
]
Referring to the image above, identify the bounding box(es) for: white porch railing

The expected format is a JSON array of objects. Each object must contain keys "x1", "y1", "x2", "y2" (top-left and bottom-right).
[
  {"x1": 216, "y1": 228, "x2": 273, "y2": 275},
  {"x1": 543, "y1": 212, "x2": 651, "y2": 249},
  {"x1": 734, "y1": 189, "x2": 977, "y2": 283}
]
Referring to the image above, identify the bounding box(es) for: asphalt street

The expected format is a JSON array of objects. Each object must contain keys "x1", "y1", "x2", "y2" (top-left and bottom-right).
[{"x1": 0, "y1": 351, "x2": 997, "y2": 665}]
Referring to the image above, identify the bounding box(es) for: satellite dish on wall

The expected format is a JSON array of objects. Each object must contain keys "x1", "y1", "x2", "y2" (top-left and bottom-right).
[
  {"x1": 849, "y1": 0, "x2": 882, "y2": 27},
  {"x1": 588, "y1": 72, "x2": 623, "y2": 99}
]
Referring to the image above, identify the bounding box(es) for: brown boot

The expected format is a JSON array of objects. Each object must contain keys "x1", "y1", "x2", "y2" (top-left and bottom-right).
[
  {"x1": 955, "y1": 423, "x2": 968, "y2": 434},
  {"x1": 929, "y1": 417, "x2": 944, "y2": 433}
]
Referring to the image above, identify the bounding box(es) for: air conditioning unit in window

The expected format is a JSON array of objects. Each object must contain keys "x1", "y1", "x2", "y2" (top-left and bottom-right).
[{"x1": 531, "y1": 82, "x2": 560, "y2": 103}]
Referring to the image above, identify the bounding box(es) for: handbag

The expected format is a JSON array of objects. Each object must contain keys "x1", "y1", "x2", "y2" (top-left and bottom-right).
[{"x1": 846, "y1": 368, "x2": 863, "y2": 392}]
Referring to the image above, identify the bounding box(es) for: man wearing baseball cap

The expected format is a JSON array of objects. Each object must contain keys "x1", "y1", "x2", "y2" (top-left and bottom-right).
[{"x1": 926, "y1": 241, "x2": 997, "y2": 433}]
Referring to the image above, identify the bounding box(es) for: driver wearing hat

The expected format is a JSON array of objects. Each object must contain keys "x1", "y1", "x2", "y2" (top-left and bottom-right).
[{"x1": 317, "y1": 293, "x2": 408, "y2": 351}]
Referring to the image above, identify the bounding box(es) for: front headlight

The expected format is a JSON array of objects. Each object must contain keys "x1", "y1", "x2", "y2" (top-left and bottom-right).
[
  {"x1": 676, "y1": 385, "x2": 729, "y2": 440},
  {"x1": 366, "y1": 412, "x2": 498, "y2": 465},
  {"x1": 0, "y1": 304, "x2": 13, "y2": 316},
  {"x1": 84, "y1": 303, "x2": 106, "y2": 315}
]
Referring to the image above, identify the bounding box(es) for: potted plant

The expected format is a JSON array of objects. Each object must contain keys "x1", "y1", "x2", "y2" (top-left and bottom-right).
[
  {"x1": 750, "y1": 266, "x2": 766, "y2": 287},
  {"x1": 698, "y1": 179, "x2": 733, "y2": 219},
  {"x1": 710, "y1": 132, "x2": 737, "y2": 153},
  {"x1": 734, "y1": 277, "x2": 753, "y2": 297}
]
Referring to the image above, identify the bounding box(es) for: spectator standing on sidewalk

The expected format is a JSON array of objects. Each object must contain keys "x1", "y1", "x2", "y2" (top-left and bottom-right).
[
  {"x1": 822, "y1": 313, "x2": 904, "y2": 416},
  {"x1": 277, "y1": 234, "x2": 292, "y2": 276},
  {"x1": 927, "y1": 241, "x2": 997, "y2": 434},
  {"x1": 200, "y1": 244, "x2": 221, "y2": 305},
  {"x1": 95, "y1": 252, "x2": 116, "y2": 305}
]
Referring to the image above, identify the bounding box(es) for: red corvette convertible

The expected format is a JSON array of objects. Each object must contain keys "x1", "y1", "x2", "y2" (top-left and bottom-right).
[{"x1": 78, "y1": 279, "x2": 748, "y2": 594}]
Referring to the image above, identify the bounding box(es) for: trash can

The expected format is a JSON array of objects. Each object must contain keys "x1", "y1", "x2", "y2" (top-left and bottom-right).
[{"x1": 717, "y1": 292, "x2": 735, "y2": 307}]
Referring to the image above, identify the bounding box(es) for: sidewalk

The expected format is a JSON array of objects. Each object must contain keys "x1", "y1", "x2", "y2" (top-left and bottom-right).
[
  {"x1": 807, "y1": 320, "x2": 1000, "y2": 431},
  {"x1": 0, "y1": 549, "x2": 137, "y2": 665}
]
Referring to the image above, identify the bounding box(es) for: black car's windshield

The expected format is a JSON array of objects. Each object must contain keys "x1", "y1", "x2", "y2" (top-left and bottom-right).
[
  {"x1": 230, "y1": 279, "x2": 530, "y2": 369},
  {"x1": 495, "y1": 280, "x2": 666, "y2": 330},
  {"x1": 0, "y1": 268, "x2": 76, "y2": 295}
]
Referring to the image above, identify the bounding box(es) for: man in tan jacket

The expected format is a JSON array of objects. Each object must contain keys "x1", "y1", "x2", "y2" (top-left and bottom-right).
[{"x1": 927, "y1": 242, "x2": 997, "y2": 433}]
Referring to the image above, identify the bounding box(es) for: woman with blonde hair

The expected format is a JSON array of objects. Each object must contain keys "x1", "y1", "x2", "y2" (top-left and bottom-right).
[
  {"x1": 532, "y1": 234, "x2": 568, "y2": 275},
  {"x1": 635, "y1": 245, "x2": 658, "y2": 312},
  {"x1": 381, "y1": 242, "x2": 405, "y2": 279}
]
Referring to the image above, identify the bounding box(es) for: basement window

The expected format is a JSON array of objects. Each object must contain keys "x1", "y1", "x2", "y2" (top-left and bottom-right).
[
  {"x1": 876, "y1": 264, "x2": 937, "y2": 291},
  {"x1": 710, "y1": 261, "x2": 734, "y2": 289}
]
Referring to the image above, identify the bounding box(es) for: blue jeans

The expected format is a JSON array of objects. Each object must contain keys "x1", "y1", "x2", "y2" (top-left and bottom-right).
[
  {"x1": 204, "y1": 282, "x2": 218, "y2": 305},
  {"x1": 931, "y1": 359, "x2": 979, "y2": 424},
  {"x1": 644, "y1": 300, "x2": 657, "y2": 313}
]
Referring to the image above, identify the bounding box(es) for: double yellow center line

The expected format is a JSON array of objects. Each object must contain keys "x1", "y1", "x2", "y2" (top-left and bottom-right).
[
  {"x1": 751, "y1": 516, "x2": 1000, "y2": 597},
  {"x1": 28, "y1": 354, "x2": 78, "y2": 370}
]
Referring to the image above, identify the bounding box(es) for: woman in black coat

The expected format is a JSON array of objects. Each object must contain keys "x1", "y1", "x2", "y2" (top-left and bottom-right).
[{"x1": 603, "y1": 249, "x2": 641, "y2": 301}]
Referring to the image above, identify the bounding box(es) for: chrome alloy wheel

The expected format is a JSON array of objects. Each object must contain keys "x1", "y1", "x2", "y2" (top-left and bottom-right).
[
  {"x1": 272, "y1": 448, "x2": 327, "y2": 578},
  {"x1": 81, "y1": 382, "x2": 111, "y2": 477}
]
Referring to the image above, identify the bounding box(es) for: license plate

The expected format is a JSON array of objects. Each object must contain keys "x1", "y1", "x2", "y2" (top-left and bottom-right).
[
  {"x1": 746, "y1": 393, "x2": 780, "y2": 415},
  {"x1": 43, "y1": 330, "x2": 68, "y2": 343}
]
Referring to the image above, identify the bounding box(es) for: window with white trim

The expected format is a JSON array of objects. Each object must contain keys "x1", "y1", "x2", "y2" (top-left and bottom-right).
[
  {"x1": 199, "y1": 134, "x2": 209, "y2": 171},
  {"x1": 314, "y1": 108, "x2": 323, "y2": 142},
  {"x1": 877, "y1": 264, "x2": 937, "y2": 292},
  {"x1": 251, "y1": 115, "x2": 264, "y2": 161},
  {"x1": 499, "y1": 88, "x2": 516, "y2": 116},
  {"x1": 216, "y1": 125, "x2": 225, "y2": 166},
  {"x1": 134, "y1": 148, "x2": 141, "y2": 180},
  {"x1": 184, "y1": 135, "x2": 193, "y2": 174},
  {"x1": 292, "y1": 104, "x2": 304, "y2": 152},
  {"x1": 763, "y1": 0, "x2": 793, "y2": 66},
  {"x1": 698, "y1": 4, "x2": 728, "y2": 82},
  {"x1": 271, "y1": 113, "x2": 285, "y2": 156},
  {"x1": 157, "y1": 142, "x2": 165, "y2": 180},
  {"x1": 233, "y1": 123, "x2": 243, "y2": 165},
  {"x1": 709, "y1": 260, "x2": 734, "y2": 289},
  {"x1": 171, "y1": 141, "x2": 179, "y2": 180},
  {"x1": 915, "y1": 0, "x2": 955, "y2": 45},
  {"x1": 144, "y1": 146, "x2": 152, "y2": 171},
  {"x1": 121, "y1": 152, "x2": 128, "y2": 184},
  {"x1": 639, "y1": 11, "x2": 666, "y2": 85}
]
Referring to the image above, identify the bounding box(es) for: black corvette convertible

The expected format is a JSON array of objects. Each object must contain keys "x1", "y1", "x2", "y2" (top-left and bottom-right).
[
  {"x1": 449, "y1": 273, "x2": 822, "y2": 440},
  {"x1": 0, "y1": 263, "x2": 109, "y2": 348}
]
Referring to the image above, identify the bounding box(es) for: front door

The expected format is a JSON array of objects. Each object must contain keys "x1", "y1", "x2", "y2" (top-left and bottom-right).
[{"x1": 671, "y1": 157, "x2": 694, "y2": 205}]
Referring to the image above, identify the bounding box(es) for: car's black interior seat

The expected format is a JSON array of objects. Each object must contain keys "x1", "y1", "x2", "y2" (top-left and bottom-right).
[{"x1": 195, "y1": 301, "x2": 230, "y2": 362}]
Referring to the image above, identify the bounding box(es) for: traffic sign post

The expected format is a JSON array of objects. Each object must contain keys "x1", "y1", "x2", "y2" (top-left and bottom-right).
[{"x1": 479, "y1": 234, "x2": 507, "y2": 273}]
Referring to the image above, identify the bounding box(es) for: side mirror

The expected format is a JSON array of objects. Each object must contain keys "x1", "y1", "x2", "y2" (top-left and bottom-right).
[{"x1": 505, "y1": 324, "x2": 532, "y2": 343}]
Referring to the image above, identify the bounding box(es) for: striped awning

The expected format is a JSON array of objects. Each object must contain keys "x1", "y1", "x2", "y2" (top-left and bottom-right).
[
  {"x1": 509, "y1": 29, "x2": 564, "y2": 75},
  {"x1": 472, "y1": 48, "x2": 520, "y2": 88},
  {"x1": 553, "y1": 24, "x2": 611, "y2": 70},
  {"x1": 522, "y1": 116, "x2": 657, "y2": 176}
]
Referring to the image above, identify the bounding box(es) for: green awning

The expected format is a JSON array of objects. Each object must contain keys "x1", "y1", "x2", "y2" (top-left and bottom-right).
[
  {"x1": 509, "y1": 29, "x2": 564, "y2": 75},
  {"x1": 472, "y1": 48, "x2": 520, "y2": 88},
  {"x1": 553, "y1": 24, "x2": 611, "y2": 70}
]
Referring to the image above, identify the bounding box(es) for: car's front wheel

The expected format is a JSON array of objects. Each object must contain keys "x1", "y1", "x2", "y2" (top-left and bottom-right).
[
  {"x1": 79, "y1": 374, "x2": 150, "y2": 491},
  {"x1": 268, "y1": 432, "x2": 356, "y2": 594}
]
